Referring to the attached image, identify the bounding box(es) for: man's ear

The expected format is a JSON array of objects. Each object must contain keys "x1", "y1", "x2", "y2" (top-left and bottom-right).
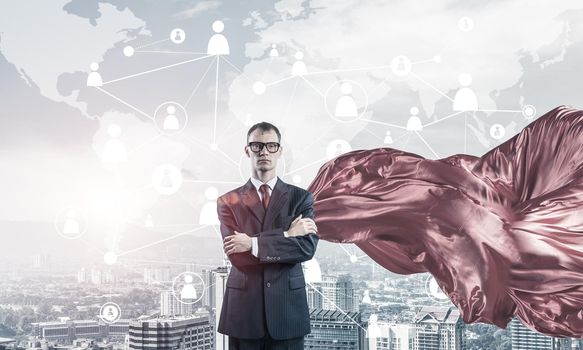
[{"x1": 244, "y1": 146, "x2": 250, "y2": 158}]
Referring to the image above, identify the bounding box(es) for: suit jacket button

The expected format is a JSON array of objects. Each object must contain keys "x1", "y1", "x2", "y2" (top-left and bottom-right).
[{"x1": 266, "y1": 282, "x2": 271, "y2": 288}]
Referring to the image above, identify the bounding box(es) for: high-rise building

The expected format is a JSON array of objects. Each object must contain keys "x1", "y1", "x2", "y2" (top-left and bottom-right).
[
  {"x1": 413, "y1": 306, "x2": 465, "y2": 350},
  {"x1": 128, "y1": 313, "x2": 213, "y2": 349},
  {"x1": 77, "y1": 267, "x2": 88, "y2": 283},
  {"x1": 370, "y1": 322, "x2": 415, "y2": 350},
  {"x1": 143, "y1": 266, "x2": 172, "y2": 284},
  {"x1": 312, "y1": 274, "x2": 357, "y2": 312},
  {"x1": 160, "y1": 290, "x2": 193, "y2": 316},
  {"x1": 305, "y1": 309, "x2": 365, "y2": 350},
  {"x1": 509, "y1": 318, "x2": 572, "y2": 350},
  {"x1": 86, "y1": 268, "x2": 116, "y2": 285},
  {"x1": 307, "y1": 283, "x2": 323, "y2": 309},
  {"x1": 32, "y1": 254, "x2": 50, "y2": 270},
  {"x1": 202, "y1": 269, "x2": 214, "y2": 308},
  {"x1": 213, "y1": 266, "x2": 229, "y2": 350},
  {"x1": 91, "y1": 268, "x2": 103, "y2": 285}
]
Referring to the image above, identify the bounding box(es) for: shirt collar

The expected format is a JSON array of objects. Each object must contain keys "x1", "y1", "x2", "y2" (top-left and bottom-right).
[{"x1": 250, "y1": 176, "x2": 278, "y2": 192}]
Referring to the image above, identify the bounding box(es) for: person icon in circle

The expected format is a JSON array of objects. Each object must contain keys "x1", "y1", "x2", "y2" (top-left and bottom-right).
[
  {"x1": 163, "y1": 105, "x2": 180, "y2": 130},
  {"x1": 63, "y1": 210, "x2": 80, "y2": 235},
  {"x1": 180, "y1": 274, "x2": 198, "y2": 300},
  {"x1": 207, "y1": 20, "x2": 230, "y2": 55},
  {"x1": 334, "y1": 82, "x2": 358, "y2": 118}
]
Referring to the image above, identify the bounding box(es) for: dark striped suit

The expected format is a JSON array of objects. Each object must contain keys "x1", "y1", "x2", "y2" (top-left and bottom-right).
[{"x1": 217, "y1": 177, "x2": 318, "y2": 347}]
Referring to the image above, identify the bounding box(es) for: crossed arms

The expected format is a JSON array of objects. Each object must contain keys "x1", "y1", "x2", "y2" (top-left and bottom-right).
[{"x1": 218, "y1": 192, "x2": 319, "y2": 268}]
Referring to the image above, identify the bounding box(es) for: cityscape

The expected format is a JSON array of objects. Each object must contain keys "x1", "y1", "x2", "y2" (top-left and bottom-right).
[
  {"x1": 0, "y1": 242, "x2": 581, "y2": 350},
  {"x1": 2, "y1": 1, "x2": 583, "y2": 350}
]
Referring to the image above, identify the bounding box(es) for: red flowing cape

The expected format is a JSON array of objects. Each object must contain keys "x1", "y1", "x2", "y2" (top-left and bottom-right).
[{"x1": 307, "y1": 105, "x2": 583, "y2": 337}]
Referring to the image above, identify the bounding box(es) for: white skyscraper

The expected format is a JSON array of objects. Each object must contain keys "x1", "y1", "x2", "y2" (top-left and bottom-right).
[
  {"x1": 413, "y1": 306, "x2": 465, "y2": 350},
  {"x1": 370, "y1": 322, "x2": 415, "y2": 350},
  {"x1": 160, "y1": 290, "x2": 193, "y2": 317},
  {"x1": 317, "y1": 274, "x2": 357, "y2": 312}
]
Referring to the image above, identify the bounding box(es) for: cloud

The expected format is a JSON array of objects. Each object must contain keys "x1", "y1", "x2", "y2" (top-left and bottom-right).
[
  {"x1": 226, "y1": 0, "x2": 583, "y2": 175},
  {"x1": 173, "y1": 1, "x2": 222, "y2": 19}
]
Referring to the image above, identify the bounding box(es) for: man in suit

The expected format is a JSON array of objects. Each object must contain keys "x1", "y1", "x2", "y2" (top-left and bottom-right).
[{"x1": 217, "y1": 122, "x2": 319, "y2": 350}]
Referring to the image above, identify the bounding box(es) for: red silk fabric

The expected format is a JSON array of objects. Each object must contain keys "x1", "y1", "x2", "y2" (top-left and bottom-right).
[{"x1": 307, "y1": 105, "x2": 583, "y2": 337}]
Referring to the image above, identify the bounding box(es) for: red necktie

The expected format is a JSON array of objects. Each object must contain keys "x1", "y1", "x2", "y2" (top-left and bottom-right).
[{"x1": 260, "y1": 184, "x2": 271, "y2": 209}]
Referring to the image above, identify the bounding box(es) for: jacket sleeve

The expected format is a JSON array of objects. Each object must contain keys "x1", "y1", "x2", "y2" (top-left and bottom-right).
[
  {"x1": 257, "y1": 191, "x2": 319, "y2": 264},
  {"x1": 217, "y1": 196, "x2": 263, "y2": 268}
]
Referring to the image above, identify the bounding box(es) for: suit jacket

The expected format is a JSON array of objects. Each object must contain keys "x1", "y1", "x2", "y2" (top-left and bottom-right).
[{"x1": 216, "y1": 177, "x2": 319, "y2": 340}]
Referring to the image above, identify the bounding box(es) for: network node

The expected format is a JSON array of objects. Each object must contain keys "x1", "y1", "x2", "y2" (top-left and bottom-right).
[
  {"x1": 104, "y1": 251, "x2": 118, "y2": 265},
  {"x1": 207, "y1": 20, "x2": 230, "y2": 55},
  {"x1": 458, "y1": 16, "x2": 474, "y2": 32},
  {"x1": 170, "y1": 28, "x2": 186, "y2": 44},
  {"x1": 253, "y1": 81, "x2": 267, "y2": 95},
  {"x1": 154, "y1": 102, "x2": 188, "y2": 135},
  {"x1": 123, "y1": 46, "x2": 134, "y2": 57},
  {"x1": 292, "y1": 174, "x2": 302, "y2": 184},
  {"x1": 391, "y1": 55, "x2": 412, "y2": 77},
  {"x1": 152, "y1": 164, "x2": 183, "y2": 195},
  {"x1": 522, "y1": 104, "x2": 536, "y2": 119},
  {"x1": 99, "y1": 302, "x2": 121, "y2": 324},
  {"x1": 172, "y1": 271, "x2": 205, "y2": 305},
  {"x1": 489, "y1": 123, "x2": 506, "y2": 140}
]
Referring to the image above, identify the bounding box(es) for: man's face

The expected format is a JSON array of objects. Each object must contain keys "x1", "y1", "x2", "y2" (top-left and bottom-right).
[{"x1": 245, "y1": 129, "x2": 282, "y2": 173}]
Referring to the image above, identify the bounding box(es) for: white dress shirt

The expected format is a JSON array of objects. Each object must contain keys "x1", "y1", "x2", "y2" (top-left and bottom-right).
[{"x1": 249, "y1": 176, "x2": 289, "y2": 257}]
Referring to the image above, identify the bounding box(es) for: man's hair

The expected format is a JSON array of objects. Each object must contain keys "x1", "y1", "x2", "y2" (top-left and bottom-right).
[{"x1": 246, "y1": 122, "x2": 281, "y2": 143}]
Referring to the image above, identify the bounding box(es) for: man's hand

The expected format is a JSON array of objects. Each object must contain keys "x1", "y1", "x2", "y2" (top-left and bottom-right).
[
  {"x1": 223, "y1": 231, "x2": 252, "y2": 256},
  {"x1": 287, "y1": 214, "x2": 318, "y2": 237}
]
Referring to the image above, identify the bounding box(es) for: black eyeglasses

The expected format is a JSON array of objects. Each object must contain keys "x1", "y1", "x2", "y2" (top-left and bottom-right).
[{"x1": 247, "y1": 142, "x2": 281, "y2": 153}]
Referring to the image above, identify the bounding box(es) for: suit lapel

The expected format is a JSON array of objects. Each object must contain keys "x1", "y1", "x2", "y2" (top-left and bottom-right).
[
  {"x1": 263, "y1": 178, "x2": 289, "y2": 230},
  {"x1": 240, "y1": 180, "x2": 265, "y2": 223},
  {"x1": 240, "y1": 177, "x2": 290, "y2": 229}
]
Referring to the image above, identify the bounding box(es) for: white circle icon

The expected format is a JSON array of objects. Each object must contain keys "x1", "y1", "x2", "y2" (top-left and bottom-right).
[
  {"x1": 391, "y1": 55, "x2": 412, "y2": 76},
  {"x1": 522, "y1": 105, "x2": 536, "y2": 120},
  {"x1": 170, "y1": 28, "x2": 186, "y2": 44},
  {"x1": 104, "y1": 251, "x2": 118, "y2": 265},
  {"x1": 458, "y1": 17, "x2": 474, "y2": 32},
  {"x1": 425, "y1": 275, "x2": 449, "y2": 303},
  {"x1": 326, "y1": 139, "x2": 352, "y2": 161},
  {"x1": 54, "y1": 207, "x2": 89, "y2": 239},
  {"x1": 253, "y1": 81, "x2": 266, "y2": 95},
  {"x1": 99, "y1": 302, "x2": 121, "y2": 324},
  {"x1": 172, "y1": 272, "x2": 205, "y2": 305},
  {"x1": 490, "y1": 124, "x2": 506, "y2": 140},
  {"x1": 324, "y1": 80, "x2": 368, "y2": 123},
  {"x1": 152, "y1": 164, "x2": 183, "y2": 195},
  {"x1": 123, "y1": 46, "x2": 134, "y2": 57},
  {"x1": 154, "y1": 102, "x2": 189, "y2": 135}
]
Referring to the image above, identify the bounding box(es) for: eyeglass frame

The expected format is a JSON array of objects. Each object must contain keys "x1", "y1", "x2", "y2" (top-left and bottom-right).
[{"x1": 246, "y1": 141, "x2": 281, "y2": 153}]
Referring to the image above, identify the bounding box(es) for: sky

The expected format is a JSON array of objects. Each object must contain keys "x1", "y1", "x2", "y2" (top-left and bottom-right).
[{"x1": 1, "y1": 0, "x2": 583, "y2": 265}]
